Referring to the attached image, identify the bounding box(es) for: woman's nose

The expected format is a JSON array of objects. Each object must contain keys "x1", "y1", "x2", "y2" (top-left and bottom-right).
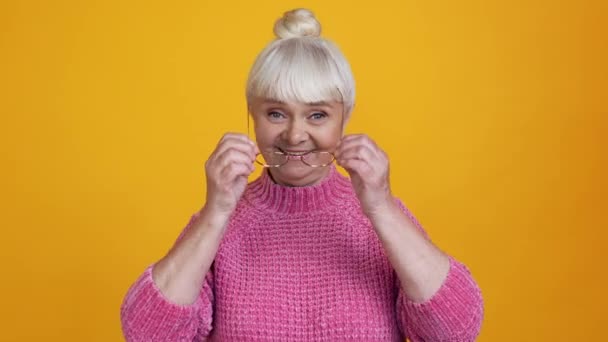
[{"x1": 281, "y1": 120, "x2": 309, "y2": 145}]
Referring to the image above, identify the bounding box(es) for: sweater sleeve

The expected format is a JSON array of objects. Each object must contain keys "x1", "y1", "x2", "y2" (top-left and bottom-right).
[
  {"x1": 394, "y1": 200, "x2": 484, "y2": 341},
  {"x1": 120, "y1": 213, "x2": 215, "y2": 341}
]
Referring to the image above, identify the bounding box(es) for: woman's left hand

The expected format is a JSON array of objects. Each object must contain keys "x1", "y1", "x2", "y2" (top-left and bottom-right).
[{"x1": 335, "y1": 134, "x2": 393, "y2": 218}]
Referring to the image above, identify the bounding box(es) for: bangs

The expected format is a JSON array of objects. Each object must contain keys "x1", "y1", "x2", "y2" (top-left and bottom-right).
[{"x1": 247, "y1": 39, "x2": 349, "y2": 105}]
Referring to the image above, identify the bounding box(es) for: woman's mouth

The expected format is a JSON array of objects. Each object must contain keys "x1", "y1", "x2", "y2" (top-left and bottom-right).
[{"x1": 278, "y1": 148, "x2": 312, "y2": 156}]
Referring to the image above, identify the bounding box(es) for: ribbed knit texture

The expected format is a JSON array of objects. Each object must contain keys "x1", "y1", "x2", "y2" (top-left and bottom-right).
[{"x1": 121, "y1": 166, "x2": 484, "y2": 341}]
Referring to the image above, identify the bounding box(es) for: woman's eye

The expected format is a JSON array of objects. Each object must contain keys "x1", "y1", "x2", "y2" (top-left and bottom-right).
[
  {"x1": 310, "y1": 112, "x2": 328, "y2": 120},
  {"x1": 268, "y1": 111, "x2": 284, "y2": 119}
]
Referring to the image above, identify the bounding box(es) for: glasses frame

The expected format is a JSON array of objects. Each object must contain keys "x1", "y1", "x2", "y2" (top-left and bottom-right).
[
  {"x1": 247, "y1": 88, "x2": 346, "y2": 168},
  {"x1": 256, "y1": 150, "x2": 336, "y2": 168}
]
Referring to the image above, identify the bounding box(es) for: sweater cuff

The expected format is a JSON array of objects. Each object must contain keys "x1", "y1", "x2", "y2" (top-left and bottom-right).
[
  {"x1": 397, "y1": 256, "x2": 484, "y2": 341},
  {"x1": 120, "y1": 265, "x2": 203, "y2": 341}
]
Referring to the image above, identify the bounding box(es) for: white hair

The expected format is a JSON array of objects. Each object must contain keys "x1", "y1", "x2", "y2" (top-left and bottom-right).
[{"x1": 246, "y1": 8, "x2": 356, "y2": 116}]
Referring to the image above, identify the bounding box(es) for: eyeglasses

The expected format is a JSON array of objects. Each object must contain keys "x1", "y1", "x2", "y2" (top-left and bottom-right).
[
  {"x1": 247, "y1": 88, "x2": 346, "y2": 168},
  {"x1": 254, "y1": 150, "x2": 336, "y2": 168}
]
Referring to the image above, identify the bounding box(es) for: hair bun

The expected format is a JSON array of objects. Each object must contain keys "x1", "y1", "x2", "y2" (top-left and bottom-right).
[{"x1": 273, "y1": 8, "x2": 321, "y2": 39}]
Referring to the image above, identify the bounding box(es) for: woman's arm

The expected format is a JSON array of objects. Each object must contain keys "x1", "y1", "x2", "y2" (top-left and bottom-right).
[
  {"x1": 372, "y1": 200, "x2": 483, "y2": 341},
  {"x1": 120, "y1": 133, "x2": 258, "y2": 341},
  {"x1": 152, "y1": 206, "x2": 229, "y2": 305},
  {"x1": 368, "y1": 200, "x2": 450, "y2": 303},
  {"x1": 336, "y1": 134, "x2": 483, "y2": 340},
  {"x1": 120, "y1": 208, "x2": 227, "y2": 341}
]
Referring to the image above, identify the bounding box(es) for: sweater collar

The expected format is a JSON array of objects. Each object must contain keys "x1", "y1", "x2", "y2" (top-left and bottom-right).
[{"x1": 245, "y1": 165, "x2": 354, "y2": 214}]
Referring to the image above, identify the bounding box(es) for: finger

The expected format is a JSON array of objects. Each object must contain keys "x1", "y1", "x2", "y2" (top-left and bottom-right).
[
  {"x1": 337, "y1": 142, "x2": 389, "y2": 180},
  {"x1": 213, "y1": 138, "x2": 258, "y2": 161},
  {"x1": 215, "y1": 133, "x2": 257, "y2": 155},
  {"x1": 219, "y1": 132, "x2": 256, "y2": 146},
  {"x1": 338, "y1": 157, "x2": 373, "y2": 177},
  {"x1": 337, "y1": 144, "x2": 377, "y2": 164},
  {"x1": 336, "y1": 135, "x2": 380, "y2": 159},
  {"x1": 338, "y1": 134, "x2": 370, "y2": 146},
  {"x1": 220, "y1": 161, "x2": 255, "y2": 184},
  {"x1": 215, "y1": 148, "x2": 256, "y2": 171},
  {"x1": 336, "y1": 134, "x2": 380, "y2": 160}
]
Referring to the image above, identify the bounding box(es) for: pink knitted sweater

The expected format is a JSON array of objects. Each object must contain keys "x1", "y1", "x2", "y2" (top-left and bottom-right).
[{"x1": 121, "y1": 166, "x2": 483, "y2": 341}]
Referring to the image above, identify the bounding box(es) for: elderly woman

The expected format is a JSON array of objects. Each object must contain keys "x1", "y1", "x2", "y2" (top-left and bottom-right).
[{"x1": 121, "y1": 8, "x2": 483, "y2": 342}]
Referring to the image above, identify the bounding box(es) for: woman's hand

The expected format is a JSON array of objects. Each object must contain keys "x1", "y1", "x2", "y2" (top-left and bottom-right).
[
  {"x1": 204, "y1": 133, "x2": 258, "y2": 217},
  {"x1": 335, "y1": 134, "x2": 393, "y2": 218}
]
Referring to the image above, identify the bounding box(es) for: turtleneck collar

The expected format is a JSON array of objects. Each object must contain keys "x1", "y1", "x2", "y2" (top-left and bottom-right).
[{"x1": 245, "y1": 165, "x2": 354, "y2": 214}]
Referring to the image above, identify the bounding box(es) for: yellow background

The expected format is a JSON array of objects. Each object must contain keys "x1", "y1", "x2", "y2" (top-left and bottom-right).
[{"x1": 1, "y1": 0, "x2": 606, "y2": 341}]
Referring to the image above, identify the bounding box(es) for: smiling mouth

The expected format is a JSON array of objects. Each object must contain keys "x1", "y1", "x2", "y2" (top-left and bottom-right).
[{"x1": 277, "y1": 148, "x2": 312, "y2": 155}]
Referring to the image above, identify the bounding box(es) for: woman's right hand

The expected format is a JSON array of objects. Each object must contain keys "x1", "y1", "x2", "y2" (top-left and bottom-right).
[{"x1": 204, "y1": 133, "x2": 258, "y2": 217}]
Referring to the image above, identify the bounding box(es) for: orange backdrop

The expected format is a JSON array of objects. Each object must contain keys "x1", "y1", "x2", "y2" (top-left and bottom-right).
[{"x1": 1, "y1": 0, "x2": 606, "y2": 340}]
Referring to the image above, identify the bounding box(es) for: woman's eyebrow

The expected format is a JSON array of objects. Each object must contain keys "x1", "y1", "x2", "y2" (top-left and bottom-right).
[
  {"x1": 263, "y1": 100, "x2": 285, "y2": 105},
  {"x1": 306, "y1": 101, "x2": 330, "y2": 106}
]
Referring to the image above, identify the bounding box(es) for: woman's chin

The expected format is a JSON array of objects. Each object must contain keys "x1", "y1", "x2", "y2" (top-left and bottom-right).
[{"x1": 268, "y1": 164, "x2": 329, "y2": 187}]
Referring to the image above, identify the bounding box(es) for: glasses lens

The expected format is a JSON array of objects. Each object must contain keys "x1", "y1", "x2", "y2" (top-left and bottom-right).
[
  {"x1": 256, "y1": 151, "x2": 287, "y2": 167},
  {"x1": 301, "y1": 151, "x2": 335, "y2": 167}
]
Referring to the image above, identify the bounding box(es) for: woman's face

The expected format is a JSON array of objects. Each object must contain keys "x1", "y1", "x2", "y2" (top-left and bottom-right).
[{"x1": 249, "y1": 97, "x2": 345, "y2": 187}]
